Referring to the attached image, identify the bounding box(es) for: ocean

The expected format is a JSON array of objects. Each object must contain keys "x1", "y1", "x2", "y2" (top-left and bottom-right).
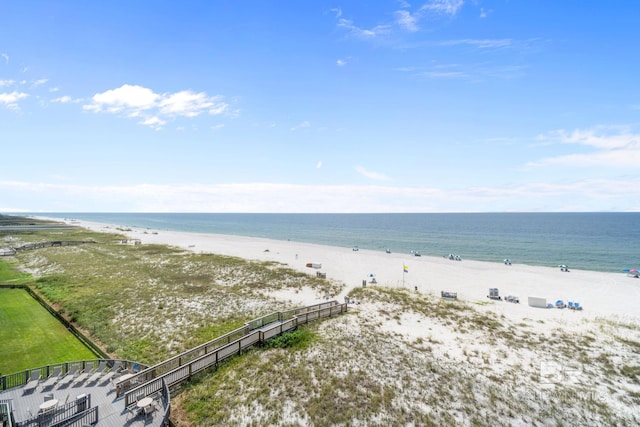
[{"x1": 35, "y1": 212, "x2": 640, "y2": 274}]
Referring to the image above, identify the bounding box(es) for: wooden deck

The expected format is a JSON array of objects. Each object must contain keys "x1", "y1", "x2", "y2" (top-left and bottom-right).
[{"x1": 0, "y1": 367, "x2": 169, "y2": 427}]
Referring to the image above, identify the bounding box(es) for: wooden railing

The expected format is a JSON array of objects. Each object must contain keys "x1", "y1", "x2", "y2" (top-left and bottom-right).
[
  {"x1": 15, "y1": 394, "x2": 95, "y2": 427},
  {"x1": 0, "y1": 360, "x2": 143, "y2": 392},
  {"x1": 123, "y1": 301, "x2": 347, "y2": 407},
  {"x1": 126, "y1": 300, "x2": 341, "y2": 388},
  {"x1": 11, "y1": 241, "x2": 96, "y2": 252}
]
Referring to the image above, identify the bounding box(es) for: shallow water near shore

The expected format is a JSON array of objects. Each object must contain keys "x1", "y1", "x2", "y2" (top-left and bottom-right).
[{"x1": 35, "y1": 212, "x2": 640, "y2": 273}]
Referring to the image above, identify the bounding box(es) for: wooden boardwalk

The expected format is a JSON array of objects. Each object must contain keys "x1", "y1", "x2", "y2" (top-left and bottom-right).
[{"x1": 1, "y1": 301, "x2": 347, "y2": 426}]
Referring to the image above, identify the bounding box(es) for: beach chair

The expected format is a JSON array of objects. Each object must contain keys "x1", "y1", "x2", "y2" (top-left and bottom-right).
[
  {"x1": 87, "y1": 361, "x2": 108, "y2": 383},
  {"x1": 73, "y1": 364, "x2": 95, "y2": 385},
  {"x1": 99, "y1": 361, "x2": 121, "y2": 385},
  {"x1": 57, "y1": 364, "x2": 79, "y2": 388},
  {"x1": 23, "y1": 370, "x2": 41, "y2": 394},
  {"x1": 568, "y1": 302, "x2": 574, "y2": 310},
  {"x1": 574, "y1": 302, "x2": 582, "y2": 311},
  {"x1": 41, "y1": 366, "x2": 62, "y2": 389}
]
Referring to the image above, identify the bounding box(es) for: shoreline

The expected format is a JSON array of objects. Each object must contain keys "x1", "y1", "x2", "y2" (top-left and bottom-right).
[
  {"x1": 28, "y1": 212, "x2": 638, "y2": 275},
  {"x1": 38, "y1": 216, "x2": 640, "y2": 323}
]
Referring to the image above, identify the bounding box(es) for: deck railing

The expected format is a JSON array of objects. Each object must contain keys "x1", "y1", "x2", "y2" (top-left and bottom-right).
[
  {"x1": 0, "y1": 360, "x2": 143, "y2": 392},
  {"x1": 14, "y1": 394, "x2": 95, "y2": 427}
]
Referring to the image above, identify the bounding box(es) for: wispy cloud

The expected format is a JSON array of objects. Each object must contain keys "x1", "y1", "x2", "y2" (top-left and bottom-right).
[
  {"x1": 420, "y1": 0, "x2": 465, "y2": 16},
  {"x1": 51, "y1": 95, "x2": 82, "y2": 104},
  {"x1": 336, "y1": 58, "x2": 348, "y2": 67},
  {"x1": 355, "y1": 165, "x2": 391, "y2": 181},
  {"x1": 5, "y1": 177, "x2": 640, "y2": 213},
  {"x1": 337, "y1": 17, "x2": 391, "y2": 39},
  {"x1": 32, "y1": 78, "x2": 48, "y2": 87},
  {"x1": 434, "y1": 38, "x2": 513, "y2": 49},
  {"x1": 83, "y1": 84, "x2": 229, "y2": 129},
  {"x1": 0, "y1": 79, "x2": 15, "y2": 87},
  {"x1": 529, "y1": 126, "x2": 640, "y2": 168},
  {"x1": 1, "y1": 53, "x2": 8, "y2": 64},
  {"x1": 335, "y1": 1, "x2": 467, "y2": 42},
  {"x1": 290, "y1": 120, "x2": 310, "y2": 131},
  {"x1": 395, "y1": 10, "x2": 420, "y2": 32}
]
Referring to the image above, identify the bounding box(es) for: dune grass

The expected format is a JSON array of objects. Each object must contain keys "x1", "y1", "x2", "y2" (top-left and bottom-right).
[{"x1": 0, "y1": 288, "x2": 96, "y2": 375}]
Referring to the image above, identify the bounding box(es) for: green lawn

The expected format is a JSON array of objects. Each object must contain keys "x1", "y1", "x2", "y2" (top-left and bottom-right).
[{"x1": 0, "y1": 288, "x2": 97, "y2": 375}]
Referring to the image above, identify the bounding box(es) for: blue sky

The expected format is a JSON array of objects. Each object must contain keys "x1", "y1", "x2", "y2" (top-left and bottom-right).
[{"x1": 2, "y1": 0, "x2": 639, "y2": 213}]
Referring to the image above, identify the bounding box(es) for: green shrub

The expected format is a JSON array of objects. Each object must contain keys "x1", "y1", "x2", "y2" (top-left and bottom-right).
[{"x1": 264, "y1": 328, "x2": 315, "y2": 350}]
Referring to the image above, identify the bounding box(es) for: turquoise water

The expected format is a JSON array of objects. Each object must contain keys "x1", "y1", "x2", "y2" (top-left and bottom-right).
[{"x1": 35, "y1": 212, "x2": 640, "y2": 273}]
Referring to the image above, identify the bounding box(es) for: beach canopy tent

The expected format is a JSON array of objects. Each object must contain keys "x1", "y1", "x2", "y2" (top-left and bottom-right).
[{"x1": 528, "y1": 296, "x2": 547, "y2": 308}]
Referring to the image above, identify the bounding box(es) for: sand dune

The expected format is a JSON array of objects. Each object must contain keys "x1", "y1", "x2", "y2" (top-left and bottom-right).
[{"x1": 62, "y1": 218, "x2": 640, "y2": 324}]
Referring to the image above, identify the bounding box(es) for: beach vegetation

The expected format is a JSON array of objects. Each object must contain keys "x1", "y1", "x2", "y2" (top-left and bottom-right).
[{"x1": 264, "y1": 328, "x2": 316, "y2": 350}]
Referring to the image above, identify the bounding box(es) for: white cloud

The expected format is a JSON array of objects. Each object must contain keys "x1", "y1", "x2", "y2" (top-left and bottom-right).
[
  {"x1": 0, "y1": 91, "x2": 28, "y2": 109},
  {"x1": 337, "y1": 17, "x2": 391, "y2": 39},
  {"x1": 529, "y1": 127, "x2": 640, "y2": 168},
  {"x1": 336, "y1": 1, "x2": 466, "y2": 42},
  {"x1": 422, "y1": 70, "x2": 467, "y2": 79},
  {"x1": 32, "y1": 78, "x2": 48, "y2": 87},
  {"x1": 0, "y1": 79, "x2": 15, "y2": 87},
  {"x1": 5, "y1": 178, "x2": 640, "y2": 213},
  {"x1": 140, "y1": 116, "x2": 166, "y2": 129},
  {"x1": 420, "y1": 0, "x2": 464, "y2": 16},
  {"x1": 83, "y1": 84, "x2": 229, "y2": 129},
  {"x1": 336, "y1": 59, "x2": 347, "y2": 67},
  {"x1": 434, "y1": 39, "x2": 513, "y2": 49},
  {"x1": 1, "y1": 53, "x2": 8, "y2": 64},
  {"x1": 85, "y1": 84, "x2": 159, "y2": 113},
  {"x1": 52, "y1": 95, "x2": 82, "y2": 104},
  {"x1": 355, "y1": 165, "x2": 391, "y2": 181},
  {"x1": 316, "y1": 161, "x2": 323, "y2": 169},
  {"x1": 395, "y1": 10, "x2": 419, "y2": 32},
  {"x1": 291, "y1": 121, "x2": 311, "y2": 131},
  {"x1": 159, "y1": 90, "x2": 226, "y2": 117}
]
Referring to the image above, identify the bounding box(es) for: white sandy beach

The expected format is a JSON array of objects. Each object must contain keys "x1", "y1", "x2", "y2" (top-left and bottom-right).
[
  {"x1": 32, "y1": 217, "x2": 640, "y2": 425},
  {"x1": 57, "y1": 217, "x2": 640, "y2": 324}
]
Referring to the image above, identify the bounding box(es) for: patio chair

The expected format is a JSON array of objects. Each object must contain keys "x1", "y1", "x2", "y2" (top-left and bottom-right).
[
  {"x1": 57, "y1": 364, "x2": 79, "y2": 388},
  {"x1": 125, "y1": 404, "x2": 141, "y2": 420},
  {"x1": 100, "y1": 361, "x2": 121, "y2": 385},
  {"x1": 73, "y1": 364, "x2": 94, "y2": 385},
  {"x1": 144, "y1": 403, "x2": 156, "y2": 420},
  {"x1": 41, "y1": 366, "x2": 62, "y2": 389},
  {"x1": 87, "y1": 361, "x2": 108, "y2": 383},
  {"x1": 23, "y1": 370, "x2": 41, "y2": 394}
]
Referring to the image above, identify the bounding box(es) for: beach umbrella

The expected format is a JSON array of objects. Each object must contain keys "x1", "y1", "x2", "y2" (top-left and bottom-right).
[{"x1": 368, "y1": 273, "x2": 376, "y2": 278}]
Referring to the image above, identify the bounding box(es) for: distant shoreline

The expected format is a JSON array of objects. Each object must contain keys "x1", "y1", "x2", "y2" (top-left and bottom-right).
[
  {"x1": 33, "y1": 215, "x2": 640, "y2": 322},
  {"x1": 23, "y1": 212, "x2": 640, "y2": 274}
]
